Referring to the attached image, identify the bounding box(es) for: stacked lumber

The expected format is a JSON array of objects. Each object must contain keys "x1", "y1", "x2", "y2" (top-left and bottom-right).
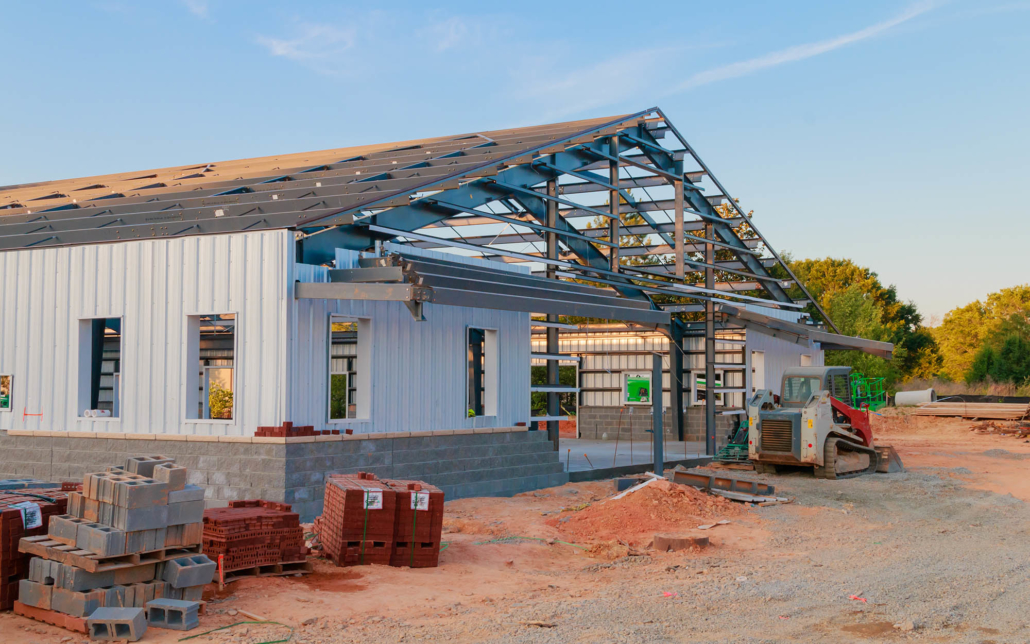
[
  {"x1": 313, "y1": 473, "x2": 445, "y2": 568},
  {"x1": 202, "y1": 500, "x2": 309, "y2": 579},
  {"x1": 913, "y1": 402, "x2": 1030, "y2": 420},
  {"x1": 14, "y1": 456, "x2": 215, "y2": 632},
  {"x1": 0, "y1": 485, "x2": 70, "y2": 610}
]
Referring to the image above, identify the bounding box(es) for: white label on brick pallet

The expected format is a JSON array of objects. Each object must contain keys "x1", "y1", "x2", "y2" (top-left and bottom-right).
[
  {"x1": 10, "y1": 501, "x2": 42, "y2": 529},
  {"x1": 411, "y1": 492, "x2": 429, "y2": 511},
  {"x1": 363, "y1": 489, "x2": 383, "y2": 510}
]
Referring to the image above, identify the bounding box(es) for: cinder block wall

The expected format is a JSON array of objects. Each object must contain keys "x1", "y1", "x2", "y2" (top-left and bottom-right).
[
  {"x1": 576, "y1": 406, "x2": 737, "y2": 443},
  {"x1": 0, "y1": 429, "x2": 567, "y2": 521}
]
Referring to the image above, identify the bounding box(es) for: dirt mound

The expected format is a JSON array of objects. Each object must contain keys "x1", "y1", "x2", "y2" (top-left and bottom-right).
[{"x1": 550, "y1": 480, "x2": 743, "y2": 546}]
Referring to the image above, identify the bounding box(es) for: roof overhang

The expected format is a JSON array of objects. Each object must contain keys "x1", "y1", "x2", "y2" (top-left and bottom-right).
[{"x1": 713, "y1": 303, "x2": 894, "y2": 359}]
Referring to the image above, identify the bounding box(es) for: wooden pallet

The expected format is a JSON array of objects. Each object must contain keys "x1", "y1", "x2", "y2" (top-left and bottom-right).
[
  {"x1": 223, "y1": 560, "x2": 312, "y2": 584},
  {"x1": 13, "y1": 601, "x2": 87, "y2": 633},
  {"x1": 19, "y1": 535, "x2": 202, "y2": 573}
]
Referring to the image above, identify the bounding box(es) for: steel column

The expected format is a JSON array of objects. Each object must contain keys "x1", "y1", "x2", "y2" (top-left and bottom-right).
[
  {"x1": 652, "y1": 351, "x2": 664, "y2": 475},
  {"x1": 670, "y1": 320, "x2": 685, "y2": 441},
  {"x1": 705, "y1": 222, "x2": 716, "y2": 456},
  {"x1": 546, "y1": 178, "x2": 560, "y2": 450},
  {"x1": 608, "y1": 136, "x2": 620, "y2": 273},
  {"x1": 674, "y1": 179, "x2": 684, "y2": 280},
  {"x1": 700, "y1": 223, "x2": 716, "y2": 455}
]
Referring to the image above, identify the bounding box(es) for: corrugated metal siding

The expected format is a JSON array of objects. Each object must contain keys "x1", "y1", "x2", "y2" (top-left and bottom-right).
[
  {"x1": 531, "y1": 311, "x2": 830, "y2": 409},
  {"x1": 745, "y1": 329, "x2": 823, "y2": 396},
  {"x1": 285, "y1": 247, "x2": 530, "y2": 434},
  {"x1": 0, "y1": 231, "x2": 290, "y2": 435}
]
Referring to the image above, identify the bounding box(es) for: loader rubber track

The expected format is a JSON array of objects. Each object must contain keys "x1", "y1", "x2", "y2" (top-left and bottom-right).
[{"x1": 816, "y1": 436, "x2": 881, "y2": 480}]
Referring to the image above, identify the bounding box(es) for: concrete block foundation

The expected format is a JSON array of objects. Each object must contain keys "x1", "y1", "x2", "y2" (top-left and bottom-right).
[
  {"x1": 575, "y1": 406, "x2": 738, "y2": 444},
  {"x1": 0, "y1": 429, "x2": 568, "y2": 521}
]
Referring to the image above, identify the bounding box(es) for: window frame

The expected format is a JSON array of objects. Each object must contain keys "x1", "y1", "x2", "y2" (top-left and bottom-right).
[
  {"x1": 184, "y1": 312, "x2": 239, "y2": 425},
  {"x1": 327, "y1": 314, "x2": 371, "y2": 423},
  {"x1": 466, "y1": 326, "x2": 498, "y2": 419},
  {"x1": 691, "y1": 370, "x2": 724, "y2": 406},
  {"x1": 77, "y1": 316, "x2": 124, "y2": 421}
]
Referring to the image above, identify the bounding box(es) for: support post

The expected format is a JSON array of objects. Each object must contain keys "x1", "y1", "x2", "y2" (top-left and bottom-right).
[
  {"x1": 608, "y1": 136, "x2": 620, "y2": 273},
  {"x1": 670, "y1": 320, "x2": 684, "y2": 442},
  {"x1": 704, "y1": 222, "x2": 716, "y2": 456},
  {"x1": 652, "y1": 351, "x2": 664, "y2": 476},
  {"x1": 674, "y1": 179, "x2": 684, "y2": 280},
  {"x1": 546, "y1": 178, "x2": 560, "y2": 451}
]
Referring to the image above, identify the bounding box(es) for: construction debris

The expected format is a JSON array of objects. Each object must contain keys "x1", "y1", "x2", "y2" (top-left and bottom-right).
[
  {"x1": 709, "y1": 490, "x2": 793, "y2": 504},
  {"x1": 697, "y1": 520, "x2": 732, "y2": 531},
  {"x1": 14, "y1": 457, "x2": 214, "y2": 633},
  {"x1": 970, "y1": 420, "x2": 1030, "y2": 438},
  {"x1": 669, "y1": 466, "x2": 776, "y2": 496}
]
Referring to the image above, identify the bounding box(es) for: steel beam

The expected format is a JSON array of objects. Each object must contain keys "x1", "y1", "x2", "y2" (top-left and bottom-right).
[
  {"x1": 295, "y1": 282, "x2": 431, "y2": 302},
  {"x1": 609, "y1": 135, "x2": 621, "y2": 273}
]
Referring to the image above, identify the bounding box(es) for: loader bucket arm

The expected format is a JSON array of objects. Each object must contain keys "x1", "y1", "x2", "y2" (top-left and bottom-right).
[{"x1": 830, "y1": 397, "x2": 873, "y2": 447}]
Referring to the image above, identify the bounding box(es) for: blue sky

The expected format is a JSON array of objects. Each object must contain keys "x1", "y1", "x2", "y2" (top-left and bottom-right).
[{"x1": 1, "y1": 1, "x2": 1027, "y2": 322}]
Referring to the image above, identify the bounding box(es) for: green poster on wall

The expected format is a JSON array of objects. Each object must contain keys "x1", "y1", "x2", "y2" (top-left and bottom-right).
[
  {"x1": 0, "y1": 375, "x2": 10, "y2": 411},
  {"x1": 624, "y1": 372, "x2": 652, "y2": 404}
]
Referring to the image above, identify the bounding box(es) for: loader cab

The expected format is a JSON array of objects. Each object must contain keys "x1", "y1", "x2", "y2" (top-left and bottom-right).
[{"x1": 778, "y1": 366, "x2": 853, "y2": 408}]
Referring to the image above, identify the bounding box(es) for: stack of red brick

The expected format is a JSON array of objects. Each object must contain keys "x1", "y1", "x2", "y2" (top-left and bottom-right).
[
  {"x1": 313, "y1": 473, "x2": 444, "y2": 568},
  {"x1": 0, "y1": 488, "x2": 70, "y2": 611},
  {"x1": 254, "y1": 422, "x2": 317, "y2": 438},
  {"x1": 254, "y1": 423, "x2": 354, "y2": 438},
  {"x1": 202, "y1": 500, "x2": 308, "y2": 573}
]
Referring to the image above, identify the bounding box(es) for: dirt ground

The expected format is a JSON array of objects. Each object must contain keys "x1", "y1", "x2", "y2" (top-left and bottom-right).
[{"x1": 4, "y1": 410, "x2": 1030, "y2": 643}]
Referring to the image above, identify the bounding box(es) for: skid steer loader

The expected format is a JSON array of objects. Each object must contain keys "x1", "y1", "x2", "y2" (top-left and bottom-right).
[{"x1": 748, "y1": 366, "x2": 904, "y2": 479}]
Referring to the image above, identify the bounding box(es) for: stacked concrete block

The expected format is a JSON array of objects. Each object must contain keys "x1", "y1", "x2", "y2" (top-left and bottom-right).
[
  {"x1": 0, "y1": 486, "x2": 70, "y2": 610},
  {"x1": 87, "y1": 606, "x2": 147, "y2": 642},
  {"x1": 125, "y1": 456, "x2": 175, "y2": 478},
  {"x1": 313, "y1": 472, "x2": 397, "y2": 567},
  {"x1": 14, "y1": 456, "x2": 213, "y2": 631},
  {"x1": 384, "y1": 479, "x2": 445, "y2": 568},
  {"x1": 146, "y1": 597, "x2": 200, "y2": 631},
  {"x1": 161, "y1": 555, "x2": 216, "y2": 588},
  {"x1": 202, "y1": 500, "x2": 308, "y2": 573}
]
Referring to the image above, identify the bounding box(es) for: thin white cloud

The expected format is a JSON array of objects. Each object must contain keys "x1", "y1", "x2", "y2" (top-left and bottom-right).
[
  {"x1": 675, "y1": 1, "x2": 938, "y2": 92},
  {"x1": 516, "y1": 48, "x2": 673, "y2": 120},
  {"x1": 181, "y1": 0, "x2": 209, "y2": 19},
  {"x1": 255, "y1": 23, "x2": 357, "y2": 67},
  {"x1": 424, "y1": 16, "x2": 471, "y2": 52}
]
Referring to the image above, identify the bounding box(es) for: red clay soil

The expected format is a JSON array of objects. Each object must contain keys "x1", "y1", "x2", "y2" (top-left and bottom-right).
[
  {"x1": 559, "y1": 419, "x2": 577, "y2": 438},
  {"x1": 550, "y1": 479, "x2": 744, "y2": 546}
]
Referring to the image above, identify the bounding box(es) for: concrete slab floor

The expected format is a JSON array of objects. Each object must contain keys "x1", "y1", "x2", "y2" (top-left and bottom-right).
[{"x1": 558, "y1": 438, "x2": 707, "y2": 473}]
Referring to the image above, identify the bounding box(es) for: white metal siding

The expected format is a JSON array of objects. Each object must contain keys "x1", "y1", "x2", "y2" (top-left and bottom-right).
[
  {"x1": 0, "y1": 231, "x2": 290, "y2": 435},
  {"x1": 745, "y1": 330, "x2": 823, "y2": 397},
  {"x1": 285, "y1": 246, "x2": 531, "y2": 434}
]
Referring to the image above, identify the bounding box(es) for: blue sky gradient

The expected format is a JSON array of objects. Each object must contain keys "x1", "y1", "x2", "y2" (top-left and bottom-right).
[{"x1": 1, "y1": 1, "x2": 1027, "y2": 321}]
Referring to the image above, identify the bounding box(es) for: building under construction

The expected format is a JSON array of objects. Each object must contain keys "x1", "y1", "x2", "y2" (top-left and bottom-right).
[{"x1": 0, "y1": 108, "x2": 891, "y2": 517}]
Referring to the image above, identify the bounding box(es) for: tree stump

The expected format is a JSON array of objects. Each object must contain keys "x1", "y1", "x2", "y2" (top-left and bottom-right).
[{"x1": 654, "y1": 534, "x2": 709, "y2": 552}]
